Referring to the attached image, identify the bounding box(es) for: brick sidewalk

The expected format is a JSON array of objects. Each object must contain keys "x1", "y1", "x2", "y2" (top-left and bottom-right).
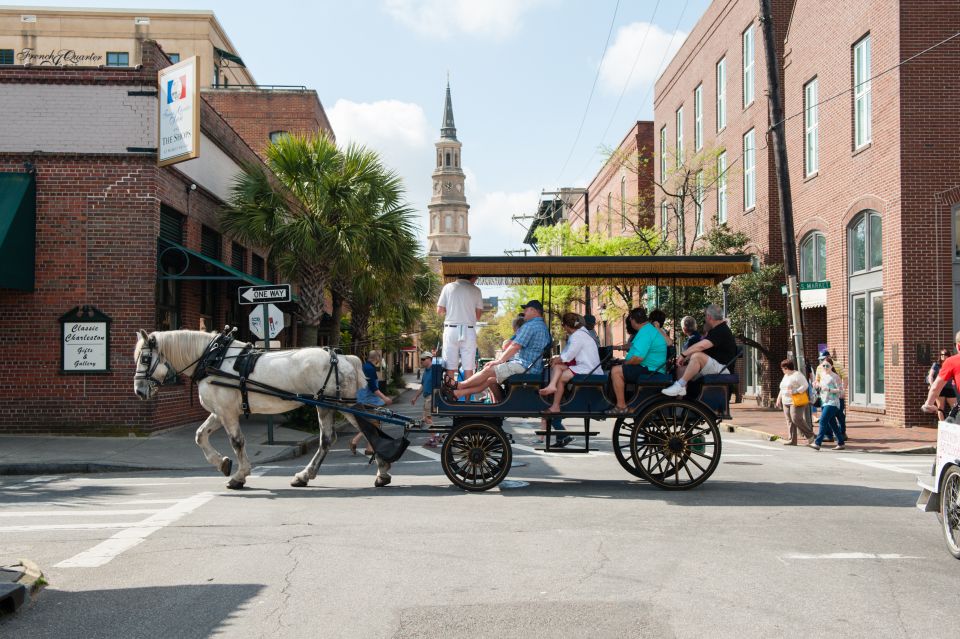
[{"x1": 727, "y1": 403, "x2": 937, "y2": 453}]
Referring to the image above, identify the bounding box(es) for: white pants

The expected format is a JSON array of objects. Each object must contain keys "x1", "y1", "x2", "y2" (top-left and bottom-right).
[{"x1": 442, "y1": 325, "x2": 477, "y2": 372}]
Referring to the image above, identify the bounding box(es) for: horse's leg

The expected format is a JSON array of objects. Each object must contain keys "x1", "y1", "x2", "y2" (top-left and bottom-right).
[
  {"x1": 291, "y1": 408, "x2": 337, "y2": 487},
  {"x1": 194, "y1": 413, "x2": 232, "y2": 476},
  {"x1": 221, "y1": 415, "x2": 252, "y2": 490}
]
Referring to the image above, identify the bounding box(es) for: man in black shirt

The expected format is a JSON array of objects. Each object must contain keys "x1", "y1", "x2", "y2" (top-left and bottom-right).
[{"x1": 663, "y1": 304, "x2": 738, "y2": 397}]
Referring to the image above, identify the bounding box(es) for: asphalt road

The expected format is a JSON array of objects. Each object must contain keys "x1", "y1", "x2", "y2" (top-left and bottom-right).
[{"x1": 0, "y1": 419, "x2": 955, "y2": 639}]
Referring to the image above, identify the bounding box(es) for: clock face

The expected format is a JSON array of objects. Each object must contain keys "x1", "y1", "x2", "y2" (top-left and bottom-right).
[{"x1": 443, "y1": 181, "x2": 453, "y2": 192}]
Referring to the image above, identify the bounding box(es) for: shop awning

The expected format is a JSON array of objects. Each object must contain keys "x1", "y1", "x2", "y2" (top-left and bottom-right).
[
  {"x1": 213, "y1": 46, "x2": 246, "y2": 67},
  {"x1": 0, "y1": 173, "x2": 36, "y2": 291},
  {"x1": 158, "y1": 238, "x2": 271, "y2": 286}
]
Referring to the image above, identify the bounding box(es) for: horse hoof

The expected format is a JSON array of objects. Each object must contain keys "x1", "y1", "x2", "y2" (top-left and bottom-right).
[
  {"x1": 374, "y1": 476, "x2": 391, "y2": 488},
  {"x1": 219, "y1": 458, "x2": 233, "y2": 477},
  {"x1": 226, "y1": 479, "x2": 245, "y2": 490},
  {"x1": 290, "y1": 477, "x2": 308, "y2": 488}
]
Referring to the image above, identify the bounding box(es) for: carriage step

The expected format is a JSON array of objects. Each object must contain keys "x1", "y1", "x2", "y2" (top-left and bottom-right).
[{"x1": 533, "y1": 430, "x2": 599, "y2": 436}]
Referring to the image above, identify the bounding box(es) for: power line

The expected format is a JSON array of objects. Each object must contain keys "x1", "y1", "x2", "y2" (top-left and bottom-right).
[{"x1": 555, "y1": 0, "x2": 621, "y2": 182}]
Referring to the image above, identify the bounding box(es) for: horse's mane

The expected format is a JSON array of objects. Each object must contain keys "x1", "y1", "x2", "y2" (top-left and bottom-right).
[{"x1": 153, "y1": 330, "x2": 220, "y2": 374}]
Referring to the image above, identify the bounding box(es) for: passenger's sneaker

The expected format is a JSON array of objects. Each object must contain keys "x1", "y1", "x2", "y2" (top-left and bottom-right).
[{"x1": 661, "y1": 382, "x2": 687, "y2": 397}]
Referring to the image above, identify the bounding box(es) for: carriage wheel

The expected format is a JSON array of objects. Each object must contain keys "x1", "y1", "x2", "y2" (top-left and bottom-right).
[
  {"x1": 441, "y1": 420, "x2": 512, "y2": 492},
  {"x1": 613, "y1": 416, "x2": 644, "y2": 479},
  {"x1": 940, "y1": 466, "x2": 960, "y2": 559},
  {"x1": 629, "y1": 400, "x2": 722, "y2": 490}
]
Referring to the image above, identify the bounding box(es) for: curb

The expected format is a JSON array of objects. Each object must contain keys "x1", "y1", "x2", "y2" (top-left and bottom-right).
[
  {"x1": 727, "y1": 423, "x2": 936, "y2": 455},
  {"x1": 0, "y1": 558, "x2": 45, "y2": 616}
]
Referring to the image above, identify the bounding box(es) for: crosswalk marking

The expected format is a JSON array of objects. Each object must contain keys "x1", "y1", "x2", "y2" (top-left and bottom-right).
[
  {"x1": 0, "y1": 509, "x2": 159, "y2": 518},
  {"x1": 406, "y1": 445, "x2": 441, "y2": 461},
  {"x1": 838, "y1": 457, "x2": 930, "y2": 475},
  {"x1": 0, "y1": 522, "x2": 142, "y2": 532}
]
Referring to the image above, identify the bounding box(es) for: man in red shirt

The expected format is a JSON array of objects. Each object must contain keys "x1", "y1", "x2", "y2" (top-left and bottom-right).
[{"x1": 923, "y1": 332, "x2": 960, "y2": 415}]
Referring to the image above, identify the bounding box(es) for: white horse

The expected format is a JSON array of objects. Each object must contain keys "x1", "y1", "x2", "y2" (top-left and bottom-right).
[{"x1": 133, "y1": 329, "x2": 394, "y2": 489}]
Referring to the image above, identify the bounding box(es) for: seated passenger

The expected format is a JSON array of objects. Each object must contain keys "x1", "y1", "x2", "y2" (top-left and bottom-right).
[
  {"x1": 446, "y1": 300, "x2": 550, "y2": 402},
  {"x1": 539, "y1": 312, "x2": 602, "y2": 415},
  {"x1": 648, "y1": 308, "x2": 674, "y2": 348},
  {"x1": 662, "y1": 303, "x2": 738, "y2": 397},
  {"x1": 605, "y1": 308, "x2": 668, "y2": 416}
]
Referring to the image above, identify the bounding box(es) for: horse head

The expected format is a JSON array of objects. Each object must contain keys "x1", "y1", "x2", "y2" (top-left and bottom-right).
[{"x1": 133, "y1": 329, "x2": 174, "y2": 400}]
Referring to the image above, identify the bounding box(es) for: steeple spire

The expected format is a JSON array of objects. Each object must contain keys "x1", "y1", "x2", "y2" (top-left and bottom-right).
[{"x1": 441, "y1": 80, "x2": 457, "y2": 140}]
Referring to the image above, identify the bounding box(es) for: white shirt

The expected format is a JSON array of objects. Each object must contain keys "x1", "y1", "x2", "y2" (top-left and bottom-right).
[
  {"x1": 779, "y1": 371, "x2": 808, "y2": 406},
  {"x1": 561, "y1": 327, "x2": 602, "y2": 375},
  {"x1": 437, "y1": 279, "x2": 483, "y2": 325}
]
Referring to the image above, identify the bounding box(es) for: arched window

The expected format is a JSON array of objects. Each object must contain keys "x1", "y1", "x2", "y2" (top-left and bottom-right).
[
  {"x1": 620, "y1": 176, "x2": 627, "y2": 231},
  {"x1": 848, "y1": 210, "x2": 883, "y2": 406},
  {"x1": 444, "y1": 214, "x2": 453, "y2": 231},
  {"x1": 437, "y1": 150, "x2": 442, "y2": 167},
  {"x1": 445, "y1": 152, "x2": 451, "y2": 167},
  {"x1": 799, "y1": 231, "x2": 826, "y2": 281}
]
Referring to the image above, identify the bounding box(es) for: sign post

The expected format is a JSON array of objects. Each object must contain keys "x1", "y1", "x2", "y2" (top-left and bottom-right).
[{"x1": 239, "y1": 285, "x2": 291, "y2": 445}]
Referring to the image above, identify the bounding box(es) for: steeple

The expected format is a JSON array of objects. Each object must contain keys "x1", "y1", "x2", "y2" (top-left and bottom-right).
[{"x1": 441, "y1": 80, "x2": 457, "y2": 140}]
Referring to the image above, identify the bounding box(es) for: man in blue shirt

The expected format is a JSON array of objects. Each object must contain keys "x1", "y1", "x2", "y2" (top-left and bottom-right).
[
  {"x1": 605, "y1": 308, "x2": 668, "y2": 415},
  {"x1": 448, "y1": 300, "x2": 551, "y2": 402}
]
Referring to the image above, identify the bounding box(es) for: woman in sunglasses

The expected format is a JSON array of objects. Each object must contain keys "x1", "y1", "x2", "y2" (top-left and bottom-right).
[{"x1": 927, "y1": 349, "x2": 957, "y2": 421}]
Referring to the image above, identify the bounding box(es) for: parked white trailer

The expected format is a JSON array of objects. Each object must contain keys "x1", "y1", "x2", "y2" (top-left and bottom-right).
[{"x1": 916, "y1": 420, "x2": 960, "y2": 559}]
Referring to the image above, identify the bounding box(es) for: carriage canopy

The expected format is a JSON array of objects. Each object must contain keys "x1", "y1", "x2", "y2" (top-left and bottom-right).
[{"x1": 439, "y1": 255, "x2": 755, "y2": 287}]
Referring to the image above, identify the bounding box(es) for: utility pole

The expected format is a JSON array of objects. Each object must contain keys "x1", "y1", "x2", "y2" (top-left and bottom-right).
[
  {"x1": 759, "y1": 0, "x2": 806, "y2": 373},
  {"x1": 583, "y1": 189, "x2": 591, "y2": 316}
]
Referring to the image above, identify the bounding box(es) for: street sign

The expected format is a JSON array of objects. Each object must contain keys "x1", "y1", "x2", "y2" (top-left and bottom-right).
[
  {"x1": 782, "y1": 281, "x2": 831, "y2": 294},
  {"x1": 238, "y1": 284, "x2": 291, "y2": 305},
  {"x1": 249, "y1": 303, "x2": 284, "y2": 339}
]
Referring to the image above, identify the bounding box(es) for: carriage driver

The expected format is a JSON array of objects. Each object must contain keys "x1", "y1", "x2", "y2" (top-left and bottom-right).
[
  {"x1": 445, "y1": 300, "x2": 551, "y2": 403},
  {"x1": 437, "y1": 275, "x2": 484, "y2": 385}
]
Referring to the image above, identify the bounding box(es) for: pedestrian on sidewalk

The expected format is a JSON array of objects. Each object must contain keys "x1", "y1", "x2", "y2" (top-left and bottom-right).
[
  {"x1": 811, "y1": 360, "x2": 845, "y2": 450},
  {"x1": 411, "y1": 351, "x2": 436, "y2": 428},
  {"x1": 821, "y1": 355, "x2": 848, "y2": 440},
  {"x1": 775, "y1": 358, "x2": 815, "y2": 446}
]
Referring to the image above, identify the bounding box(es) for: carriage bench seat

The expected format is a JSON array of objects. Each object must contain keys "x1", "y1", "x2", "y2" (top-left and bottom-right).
[
  {"x1": 627, "y1": 373, "x2": 673, "y2": 386},
  {"x1": 701, "y1": 373, "x2": 739, "y2": 385},
  {"x1": 567, "y1": 374, "x2": 607, "y2": 385},
  {"x1": 505, "y1": 373, "x2": 545, "y2": 386}
]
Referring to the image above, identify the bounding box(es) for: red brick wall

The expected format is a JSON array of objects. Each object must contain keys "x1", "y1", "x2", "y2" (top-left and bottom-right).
[{"x1": 203, "y1": 89, "x2": 334, "y2": 162}]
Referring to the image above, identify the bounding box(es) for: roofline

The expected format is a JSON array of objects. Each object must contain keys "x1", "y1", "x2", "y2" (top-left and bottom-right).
[{"x1": 583, "y1": 120, "x2": 651, "y2": 194}]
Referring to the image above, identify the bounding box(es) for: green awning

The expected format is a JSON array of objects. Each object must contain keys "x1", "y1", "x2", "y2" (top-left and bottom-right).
[
  {"x1": 213, "y1": 46, "x2": 246, "y2": 67},
  {"x1": 0, "y1": 173, "x2": 36, "y2": 291},
  {"x1": 158, "y1": 238, "x2": 271, "y2": 286}
]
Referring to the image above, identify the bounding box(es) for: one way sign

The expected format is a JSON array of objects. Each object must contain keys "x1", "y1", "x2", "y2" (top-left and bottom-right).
[{"x1": 238, "y1": 284, "x2": 291, "y2": 305}]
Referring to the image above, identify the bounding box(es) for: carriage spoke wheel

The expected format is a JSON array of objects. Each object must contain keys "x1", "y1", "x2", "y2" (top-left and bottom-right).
[
  {"x1": 629, "y1": 400, "x2": 721, "y2": 490},
  {"x1": 613, "y1": 415, "x2": 645, "y2": 478},
  {"x1": 940, "y1": 466, "x2": 960, "y2": 559},
  {"x1": 441, "y1": 421, "x2": 512, "y2": 492}
]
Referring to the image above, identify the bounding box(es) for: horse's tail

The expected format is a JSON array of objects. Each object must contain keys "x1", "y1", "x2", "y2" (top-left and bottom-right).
[{"x1": 345, "y1": 354, "x2": 365, "y2": 396}]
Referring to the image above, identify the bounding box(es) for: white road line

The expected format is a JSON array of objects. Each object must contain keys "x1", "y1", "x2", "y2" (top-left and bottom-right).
[
  {"x1": 26, "y1": 475, "x2": 62, "y2": 483},
  {"x1": 0, "y1": 522, "x2": 141, "y2": 532},
  {"x1": 783, "y1": 553, "x2": 922, "y2": 560},
  {"x1": 406, "y1": 446, "x2": 441, "y2": 461},
  {"x1": 723, "y1": 454, "x2": 772, "y2": 458},
  {"x1": 0, "y1": 509, "x2": 159, "y2": 518},
  {"x1": 512, "y1": 444, "x2": 610, "y2": 457},
  {"x1": 724, "y1": 440, "x2": 781, "y2": 451},
  {"x1": 838, "y1": 458, "x2": 920, "y2": 475},
  {"x1": 55, "y1": 491, "x2": 217, "y2": 568},
  {"x1": 0, "y1": 499, "x2": 180, "y2": 508}
]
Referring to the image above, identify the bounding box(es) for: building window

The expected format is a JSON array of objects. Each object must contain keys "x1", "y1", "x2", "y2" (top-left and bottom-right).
[
  {"x1": 168, "y1": 53, "x2": 180, "y2": 63},
  {"x1": 231, "y1": 242, "x2": 246, "y2": 273},
  {"x1": 675, "y1": 197, "x2": 683, "y2": 245},
  {"x1": 799, "y1": 231, "x2": 826, "y2": 281},
  {"x1": 659, "y1": 125, "x2": 667, "y2": 179},
  {"x1": 620, "y1": 176, "x2": 627, "y2": 231},
  {"x1": 106, "y1": 52, "x2": 129, "y2": 67},
  {"x1": 716, "y1": 57, "x2": 726, "y2": 131},
  {"x1": 156, "y1": 278, "x2": 180, "y2": 331},
  {"x1": 848, "y1": 210, "x2": 883, "y2": 405},
  {"x1": 804, "y1": 78, "x2": 819, "y2": 176},
  {"x1": 694, "y1": 84, "x2": 703, "y2": 151},
  {"x1": 252, "y1": 254, "x2": 265, "y2": 279},
  {"x1": 159, "y1": 205, "x2": 184, "y2": 243},
  {"x1": 853, "y1": 34, "x2": 872, "y2": 149},
  {"x1": 742, "y1": 25, "x2": 754, "y2": 107},
  {"x1": 743, "y1": 129, "x2": 755, "y2": 210},
  {"x1": 200, "y1": 225, "x2": 221, "y2": 260},
  {"x1": 445, "y1": 151, "x2": 451, "y2": 167},
  {"x1": 455, "y1": 151, "x2": 459, "y2": 167},
  {"x1": 675, "y1": 106, "x2": 684, "y2": 167},
  {"x1": 717, "y1": 151, "x2": 727, "y2": 224},
  {"x1": 269, "y1": 131, "x2": 290, "y2": 144},
  {"x1": 660, "y1": 200, "x2": 669, "y2": 238},
  {"x1": 695, "y1": 171, "x2": 704, "y2": 237},
  {"x1": 444, "y1": 214, "x2": 453, "y2": 231},
  {"x1": 0, "y1": 49, "x2": 14, "y2": 65}
]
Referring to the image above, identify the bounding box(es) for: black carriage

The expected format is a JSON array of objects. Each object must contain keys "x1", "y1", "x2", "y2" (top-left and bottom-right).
[{"x1": 427, "y1": 255, "x2": 754, "y2": 492}]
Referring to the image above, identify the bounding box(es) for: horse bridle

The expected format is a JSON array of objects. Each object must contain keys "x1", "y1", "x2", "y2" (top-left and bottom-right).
[{"x1": 134, "y1": 336, "x2": 178, "y2": 389}]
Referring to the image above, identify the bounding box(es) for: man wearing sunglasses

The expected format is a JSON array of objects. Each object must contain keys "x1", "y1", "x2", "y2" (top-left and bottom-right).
[{"x1": 925, "y1": 346, "x2": 958, "y2": 421}]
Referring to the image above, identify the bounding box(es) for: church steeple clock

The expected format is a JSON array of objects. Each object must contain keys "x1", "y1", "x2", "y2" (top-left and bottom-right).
[{"x1": 427, "y1": 81, "x2": 470, "y2": 259}]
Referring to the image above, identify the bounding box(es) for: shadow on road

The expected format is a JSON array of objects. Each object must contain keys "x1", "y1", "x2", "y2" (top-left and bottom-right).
[{"x1": 0, "y1": 583, "x2": 265, "y2": 639}]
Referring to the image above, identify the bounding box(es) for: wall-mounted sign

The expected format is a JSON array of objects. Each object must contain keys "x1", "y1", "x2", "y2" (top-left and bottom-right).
[
  {"x1": 158, "y1": 56, "x2": 200, "y2": 167},
  {"x1": 16, "y1": 48, "x2": 103, "y2": 66},
  {"x1": 59, "y1": 306, "x2": 111, "y2": 374}
]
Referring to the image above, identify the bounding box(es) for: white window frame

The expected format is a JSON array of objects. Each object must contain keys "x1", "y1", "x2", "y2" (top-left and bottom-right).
[
  {"x1": 804, "y1": 78, "x2": 819, "y2": 176},
  {"x1": 799, "y1": 231, "x2": 826, "y2": 282},
  {"x1": 742, "y1": 25, "x2": 754, "y2": 107},
  {"x1": 695, "y1": 170, "x2": 704, "y2": 237},
  {"x1": 716, "y1": 57, "x2": 726, "y2": 131},
  {"x1": 620, "y1": 176, "x2": 627, "y2": 231},
  {"x1": 660, "y1": 125, "x2": 667, "y2": 180},
  {"x1": 660, "y1": 200, "x2": 669, "y2": 238},
  {"x1": 717, "y1": 151, "x2": 728, "y2": 224},
  {"x1": 694, "y1": 84, "x2": 703, "y2": 151},
  {"x1": 743, "y1": 129, "x2": 755, "y2": 210},
  {"x1": 675, "y1": 107, "x2": 684, "y2": 167},
  {"x1": 853, "y1": 35, "x2": 872, "y2": 149}
]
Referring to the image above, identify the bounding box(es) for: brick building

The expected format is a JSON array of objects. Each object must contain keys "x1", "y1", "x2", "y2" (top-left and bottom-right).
[
  {"x1": 0, "y1": 40, "x2": 332, "y2": 434},
  {"x1": 654, "y1": 0, "x2": 960, "y2": 426}
]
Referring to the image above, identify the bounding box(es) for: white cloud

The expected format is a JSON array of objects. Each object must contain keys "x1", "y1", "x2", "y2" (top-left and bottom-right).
[
  {"x1": 598, "y1": 21, "x2": 688, "y2": 94},
  {"x1": 467, "y1": 187, "x2": 541, "y2": 256},
  {"x1": 383, "y1": 0, "x2": 547, "y2": 39}
]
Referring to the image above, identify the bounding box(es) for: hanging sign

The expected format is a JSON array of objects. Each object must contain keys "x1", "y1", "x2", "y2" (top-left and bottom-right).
[
  {"x1": 59, "y1": 306, "x2": 111, "y2": 373},
  {"x1": 158, "y1": 56, "x2": 200, "y2": 167}
]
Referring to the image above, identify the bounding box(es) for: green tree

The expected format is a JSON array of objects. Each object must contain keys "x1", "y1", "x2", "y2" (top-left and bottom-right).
[{"x1": 222, "y1": 133, "x2": 422, "y2": 347}]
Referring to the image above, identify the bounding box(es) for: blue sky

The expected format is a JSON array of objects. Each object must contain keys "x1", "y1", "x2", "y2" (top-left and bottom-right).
[{"x1": 24, "y1": 0, "x2": 712, "y2": 254}]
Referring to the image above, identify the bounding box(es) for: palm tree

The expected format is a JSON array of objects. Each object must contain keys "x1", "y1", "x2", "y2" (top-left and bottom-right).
[{"x1": 222, "y1": 134, "x2": 422, "y2": 347}]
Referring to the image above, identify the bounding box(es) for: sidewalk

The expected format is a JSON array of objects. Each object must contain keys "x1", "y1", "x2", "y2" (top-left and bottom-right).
[{"x1": 728, "y1": 403, "x2": 937, "y2": 453}]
